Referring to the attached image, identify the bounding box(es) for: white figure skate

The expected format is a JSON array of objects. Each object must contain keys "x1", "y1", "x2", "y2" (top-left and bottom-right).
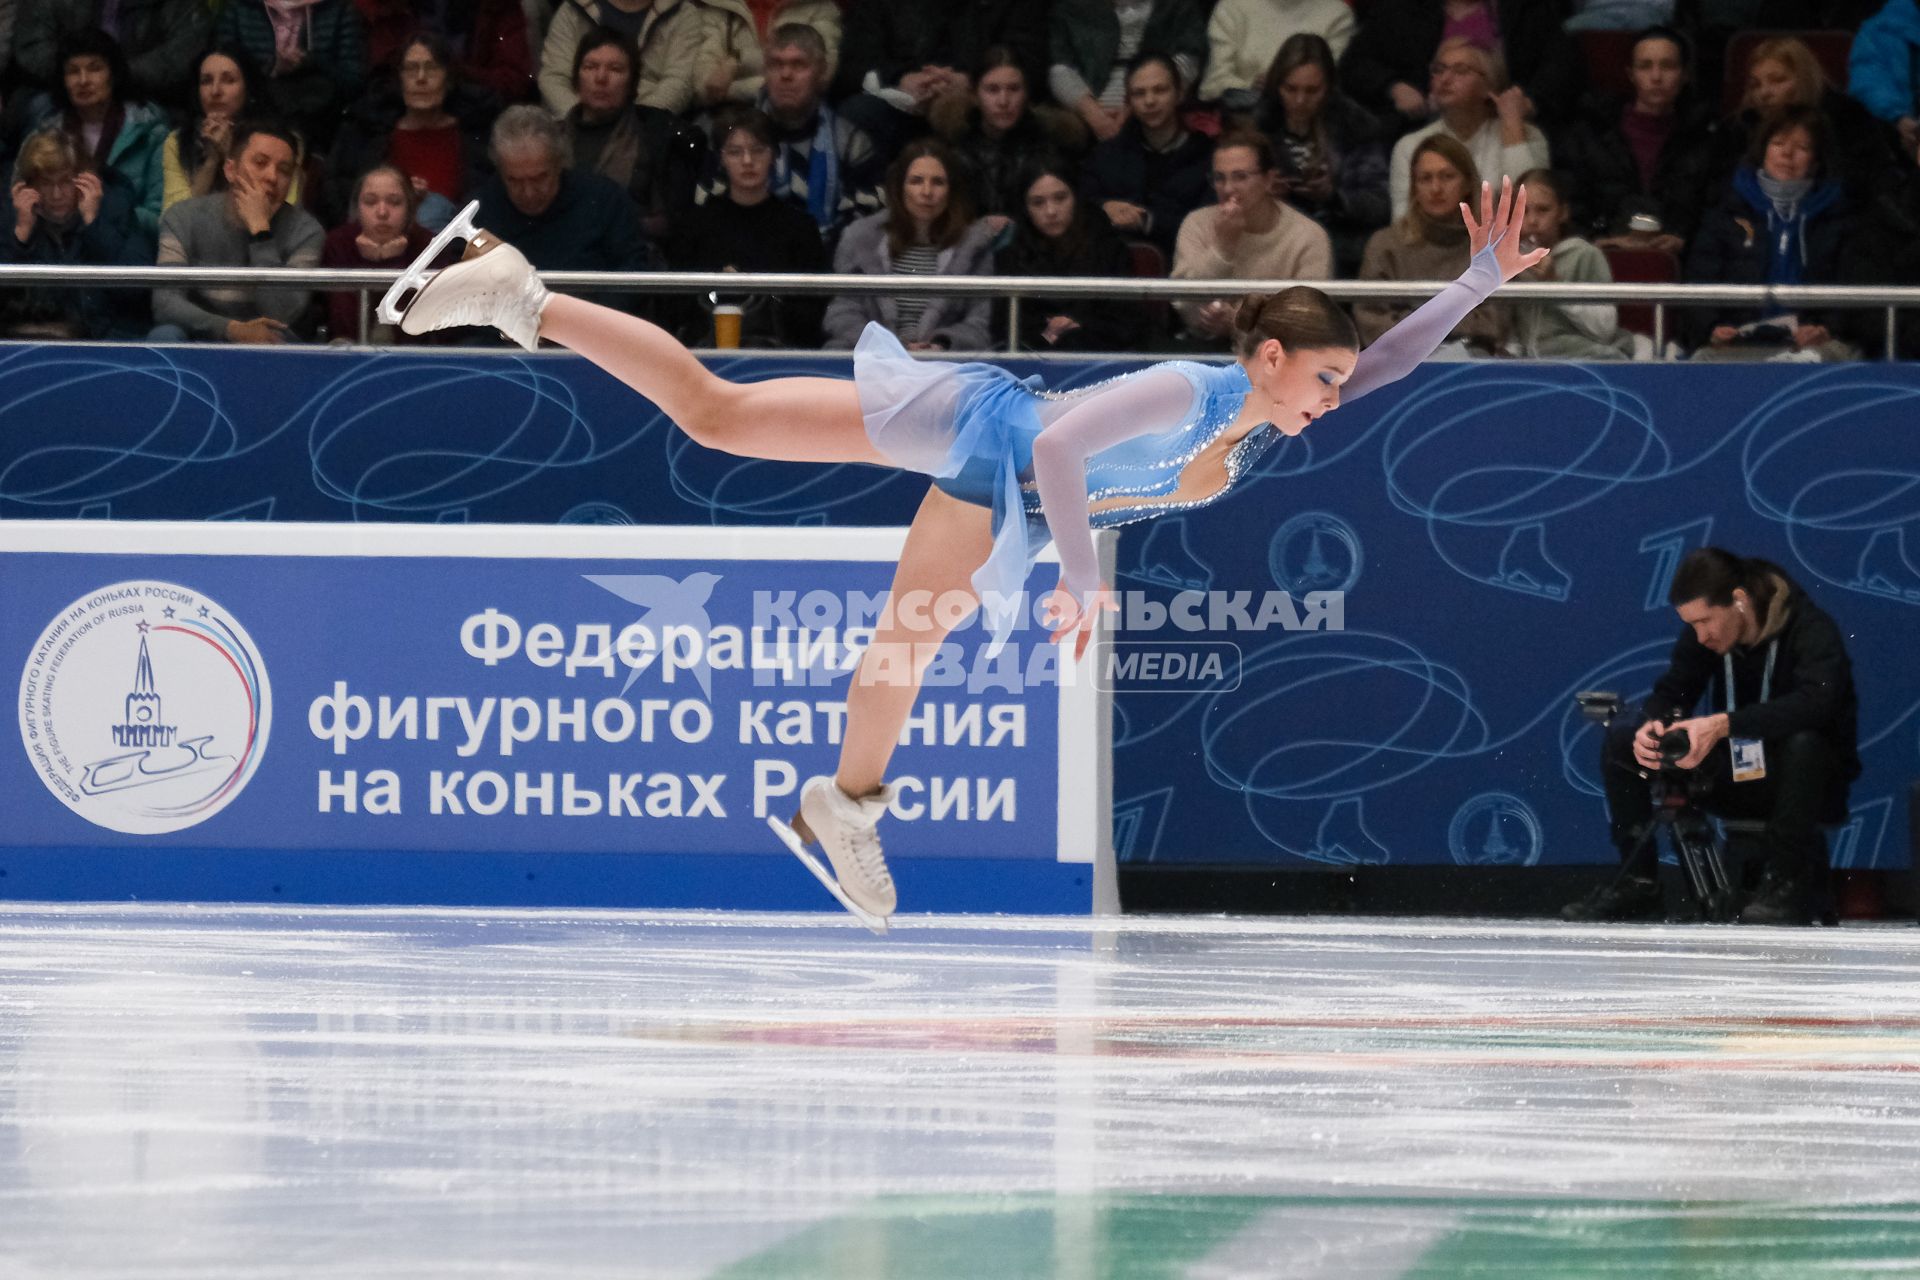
[
  {"x1": 377, "y1": 199, "x2": 550, "y2": 351},
  {"x1": 766, "y1": 777, "x2": 897, "y2": 933}
]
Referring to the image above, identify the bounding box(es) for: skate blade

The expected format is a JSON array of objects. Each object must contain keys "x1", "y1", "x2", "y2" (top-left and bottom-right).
[
  {"x1": 765, "y1": 814, "x2": 889, "y2": 935},
  {"x1": 376, "y1": 199, "x2": 482, "y2": 324}
]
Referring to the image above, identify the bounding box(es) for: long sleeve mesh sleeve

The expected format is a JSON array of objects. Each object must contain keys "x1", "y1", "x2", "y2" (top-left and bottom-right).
[
  {"x1": 1340, "y1": 244, "x2": 1503, "y2": 404},
  {"x1": 1031, "y1": 368, "x2": 1197, "y2": 595}
]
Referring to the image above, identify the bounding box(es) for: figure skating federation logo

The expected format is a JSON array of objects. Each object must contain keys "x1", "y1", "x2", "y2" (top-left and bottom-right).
[{"x1": 18, "y1": 581, "x2": 271, "y2": 834}]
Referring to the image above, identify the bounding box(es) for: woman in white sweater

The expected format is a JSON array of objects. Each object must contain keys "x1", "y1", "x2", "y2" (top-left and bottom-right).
[{"x1": 1200, "y1": 0, "x2": 1356, "y2": 111}]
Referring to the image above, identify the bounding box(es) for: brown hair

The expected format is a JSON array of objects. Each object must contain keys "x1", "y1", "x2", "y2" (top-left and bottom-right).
[
  {"x1": 883, "y1": 137, "x2": 975, "y2": 256},
  {"x1": 1212, "y1": 128, "x2": 1276, "y2": 173},
  {"x1": 1742, "y1": 37, "x2": 1825, "y2": 111},
  {"x1": 1398, "y1": 133, "x2": 1479, "y2": 243},
  {"x1": 1231, "y1": 286, "x2": 1359, "y2": 357},
  {"x1": 1744, "y1": 102, "x2": 1831, "y2": 177},
  {"x1": 1668, "y1": 546, "x2": 1782, "y2": 613},
  {"x1": 352, "y1": 163, "x2": 419, "y2": 223}
]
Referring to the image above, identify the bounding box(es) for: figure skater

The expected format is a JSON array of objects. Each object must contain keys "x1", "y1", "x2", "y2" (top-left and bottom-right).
[{"x1": 381, "y1": 178, "x2": 1546, "y2": 927}]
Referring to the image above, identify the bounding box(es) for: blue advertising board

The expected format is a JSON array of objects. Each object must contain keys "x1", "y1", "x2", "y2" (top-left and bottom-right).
[
  {"x1": 1, "y1": 522, "x2": 1110, "y2": 912},
  {"x1": 0, "y1": 344, "x2": 1915, "y2": 877}
]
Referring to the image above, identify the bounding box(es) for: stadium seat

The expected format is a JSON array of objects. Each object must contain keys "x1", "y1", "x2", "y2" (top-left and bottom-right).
[
  {"x1": 1601, "y1": 245, "x2": 1680, "y2": 338},
  {"x1": 1577, "y1": 30, "x2": 1640, "y2": 101}
]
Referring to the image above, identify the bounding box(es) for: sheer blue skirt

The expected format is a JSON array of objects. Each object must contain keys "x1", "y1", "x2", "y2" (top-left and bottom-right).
[{"x1": 853, "y1": 323, "x2": 1049, "y2": 652}]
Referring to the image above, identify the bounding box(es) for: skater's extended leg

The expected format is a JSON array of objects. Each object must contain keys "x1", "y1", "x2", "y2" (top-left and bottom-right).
[
  {"x1": 539, "y1": 296, "x2": 887, "y2": 464},
  {"x1": 835, "y1": 485, "x2": 995, "y2": 798}
]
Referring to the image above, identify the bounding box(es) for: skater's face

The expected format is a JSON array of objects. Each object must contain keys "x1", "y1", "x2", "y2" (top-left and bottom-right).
[
  {"x1": 63, "y1": 53, "x2": 114, "y2": 114},
  {"x1": 498, "y1": 144, "x2": 562, "y2": 216},
  {"x1": 1023, "y1": 173, "x2": 1075, "y2": 240},
  {"x1": 198, "y1": 53, "x2": 246, "y2": 120},
  {"x1": 764, "y1": 45, "x2": 824, "y2": 116},
  {"x1": 357, "y1": 169, "x2": 410, "y2": 240},
  {"x1": 576, "y1": 44, "x2": 634, "y2": 116},
  {"x1": 1255, "y1": 343, "x2": 1357, "y2": 435},
  {"x1": 399, "y1": 41, "x2": 450, "y2": 115},
  {"x1": 1674, "y1": 594, "x2": 1752, "y2": 654},
  {"x1": 1125, "y1": 62, "x2": 1178, "y2": 132},
  {"x1": 902, "y1": 157, "x2": 950, "y2": 227},
  {"x1": 977, "y1": 65, "x2": 1027, "y2": 135},
  {"x1": 1629, "y1": 35, "x2": 1684, "y2": 114}
]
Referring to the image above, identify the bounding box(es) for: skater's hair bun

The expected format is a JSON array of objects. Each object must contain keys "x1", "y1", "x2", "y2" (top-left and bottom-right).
[{"x1": 1231, "y1": 287, "x2": 1359, "y2": 357}]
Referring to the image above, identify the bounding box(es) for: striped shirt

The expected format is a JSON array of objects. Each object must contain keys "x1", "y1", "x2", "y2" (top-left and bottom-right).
[{"x1": 891, "y1": 243, "x2": 942, "y2": 335}]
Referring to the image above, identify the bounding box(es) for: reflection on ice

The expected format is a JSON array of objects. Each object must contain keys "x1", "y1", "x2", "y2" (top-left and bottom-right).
[{"x1": 2, "y1": 907, "x2": 1918, "y2": 1277}]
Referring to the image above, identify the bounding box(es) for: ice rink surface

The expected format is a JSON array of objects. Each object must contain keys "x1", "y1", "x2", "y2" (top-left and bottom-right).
[{"x1": 3, "y1": 904, "x2": 1919, "y2": 1278}]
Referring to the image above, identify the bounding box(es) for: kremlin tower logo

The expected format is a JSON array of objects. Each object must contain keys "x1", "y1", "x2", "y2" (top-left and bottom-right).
[{"x1": 19, "y1": 581, "x2": 272, "y2": 835}]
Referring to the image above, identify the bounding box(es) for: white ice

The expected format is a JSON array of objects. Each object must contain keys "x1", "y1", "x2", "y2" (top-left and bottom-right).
[{"x1": 2, "y1": 906, "x2": 1919, "y2": 1277}]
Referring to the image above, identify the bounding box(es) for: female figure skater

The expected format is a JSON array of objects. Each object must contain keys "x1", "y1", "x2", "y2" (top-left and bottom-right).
[{"x1": 380, "y1": 177, "x2": 1546, "y2": 925}]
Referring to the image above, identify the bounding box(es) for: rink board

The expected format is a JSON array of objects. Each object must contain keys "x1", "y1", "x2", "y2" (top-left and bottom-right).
[{"x1": 0, "y1": 522, "x2": 1114, "y2": 913}]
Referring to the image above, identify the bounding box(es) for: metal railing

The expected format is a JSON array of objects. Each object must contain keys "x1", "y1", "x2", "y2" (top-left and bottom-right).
[{"x1": 4, "y1": 263, "x2": 1917, "y2": 358}]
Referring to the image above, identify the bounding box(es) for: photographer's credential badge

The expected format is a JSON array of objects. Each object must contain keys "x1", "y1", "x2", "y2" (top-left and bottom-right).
[{"x1": 18, "y1": 581, "x2": 272, "y2": 834}]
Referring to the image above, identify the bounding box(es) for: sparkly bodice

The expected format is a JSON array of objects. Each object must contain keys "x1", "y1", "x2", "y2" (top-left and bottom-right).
[{"x1": 1015, "y1": 360, "x2": 1265, "y2": 527}]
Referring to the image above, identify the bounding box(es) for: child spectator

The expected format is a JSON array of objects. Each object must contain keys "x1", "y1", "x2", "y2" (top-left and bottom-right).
[{"x1": 320, "y1": 163, "x2": 433, "y2": 342}]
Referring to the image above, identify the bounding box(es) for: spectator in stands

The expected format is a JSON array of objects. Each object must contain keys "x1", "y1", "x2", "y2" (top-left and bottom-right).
[
  {"x1": 1558, "y1": 25, "x2": 1717, "y2": 253},
  {"x1": 1716, "y1": 36, "x2": 1888, "y2": 197},
  {"x1": 325, "y1": 33, "x2": 494, "y2": 228},
  {"x1": 1171, "y1": 131, "x2": 1333, "y2": 347},
  {"x1": 162, "y1": 48, "x2": 312, "y2": 214},
  {"x1": 1201, "y1": 0, "x2": 1356, "y2": 113},
  {"x1": 699, "y1": 21, "x2": 880, "y2": 247},
  {"x1": 356, "y1": 0, "x2": 532, "y2": 105},
  {"x1": 1687, "y1": 105, "x2": 1854, "y2": 361},
  {"x1": 1563, "y1": 0, "x2": 1675, "y2": 30},
  {"x1": 691, "y1": 0, "x2": 841, "y2": 109},
  {"x1": 539, "y1": 0, "x2": 703, "y2": 117},
  {"x1": 1255, "y1": 33, "x2": 1390, "y2": 276},
  {"x1": 995, "y1": 155, "x2": 1148, "y2": 352},
  {"x1": 18, "y1": 28, "x2": 167, "y2": 239},
  {"x1": 1507, "y1": 167, "x2": 1636, "y2": 359},
  {"x1": 1388, "y1": 38, "x2": 1549, "y2": 221},
  {"x1": 670, "y1": 107, "x2": 828, "y2": 346},
  {"x1": 1849, "y1": 0, "x2": 1920, "y2": 152},
  {"x1": 1051, "y1": 0, "x2": 1208, "y2": 145},
  {"x1": 1339, "y1": 0, "x2": 1579, "y2": 130},
  {"x1": 937, "y1": 46, "x2": 1076, "y2": 239},
  {"x1": 215, "y1": 0, "x2": 367, "y2": 151},
  {"x1": 320, "y1": 163, "x2": 433, "y2": 342},
  {"x1": 13, "y1": 0, "x2": 207, "y2": 107},
  {"x1": 823, "y1": 137, "x2": 993, "y2": 351},
  {"x1": 1356, "y1": 134, "x2": 1507, "y2": 352},
  {"x1": 565, "y1": 26, "x2": 701, "y2": 252},
  {"x1": 1, "y1": 128, "x2": 150, "y2": 338},
  {"x1": 1081, "y1": 52, "x2": 1213, "y2": 257},
  {"x1": 473, "y1": 104, "x2": 653, "y2": 315},
  {"x1": 1839, "y1": 130, "x2": 1920, "y2": 358},
  {"x1": 831, "y1": 0, "x2": 1047, "y2": 160},
  {"x1": 151, "y1": 117, "x2": 325, "y2": 342}
]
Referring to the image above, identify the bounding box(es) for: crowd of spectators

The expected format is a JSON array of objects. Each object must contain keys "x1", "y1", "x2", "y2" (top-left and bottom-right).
[{"x1": 2, "y1": 0, "x2": 1919, "y2": 358}]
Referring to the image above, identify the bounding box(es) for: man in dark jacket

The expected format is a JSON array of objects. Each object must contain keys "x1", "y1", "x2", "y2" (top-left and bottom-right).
[
  {"x1": 830, "y1": 0, "x2": 1050, "y2": 158},
  {"x1": 473, "y1": 105, "x2": 652, "y2": 321},
  {"x1": 1566, "y1": 547, "x2": 1860, "y2": 926}
]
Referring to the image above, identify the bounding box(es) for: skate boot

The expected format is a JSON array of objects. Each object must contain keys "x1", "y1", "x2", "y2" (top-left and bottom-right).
[
  {"x1": 768, "y1": 777, "x2": 897, "y2": 926},
  {"x1": 378, "y1": 200, "x2": 550, "y2": 351}
]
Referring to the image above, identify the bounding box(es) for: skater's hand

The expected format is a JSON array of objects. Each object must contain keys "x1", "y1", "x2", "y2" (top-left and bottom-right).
[
  {"x1": 1042, "y1": 580, "x2": 1118, "y2": 661},
  {"x1": 1463, "y1": 177, "x2": 1548, "y2": 282},
  {"x1": 1667, "y1": 714, "x2": 1727, "y2": 770},
  {"x1": 1632, "y1": 719, "x2": 1666, "y2": 771}
]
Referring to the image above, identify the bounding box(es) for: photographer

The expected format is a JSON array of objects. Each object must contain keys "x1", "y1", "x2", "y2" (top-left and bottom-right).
[{"x1": 1564, "y1": 548, "x2": 1859, "y2": 924}]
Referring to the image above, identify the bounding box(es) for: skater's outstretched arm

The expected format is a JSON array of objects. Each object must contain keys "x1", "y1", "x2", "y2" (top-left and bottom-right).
[
  {"x1": 1342, "y1": 178, "x2": 1548, "y2": 404},
  {"x1": 1031, "y1": 367, "x2": 1197, "y2": 598}
]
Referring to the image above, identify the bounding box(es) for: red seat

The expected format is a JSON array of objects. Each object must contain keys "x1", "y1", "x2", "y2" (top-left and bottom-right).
[
  {"x1": 1576, "y1": 30, "x2": 1641, "y2": 101},
  {"x1": 1127, "y1": 240, "x2": 1170, "y2": 341},
  {"x1": 1722, "y1": 29, "x2": 1854, "y2": 116},
  {"x1": 1601, "y1": 245, "x2": 1680, "y2": 338}
]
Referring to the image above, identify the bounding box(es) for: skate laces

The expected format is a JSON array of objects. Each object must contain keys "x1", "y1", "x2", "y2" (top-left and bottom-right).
[{"x1": 846, "y1": 821, "x2": 892, "y2": 889}]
